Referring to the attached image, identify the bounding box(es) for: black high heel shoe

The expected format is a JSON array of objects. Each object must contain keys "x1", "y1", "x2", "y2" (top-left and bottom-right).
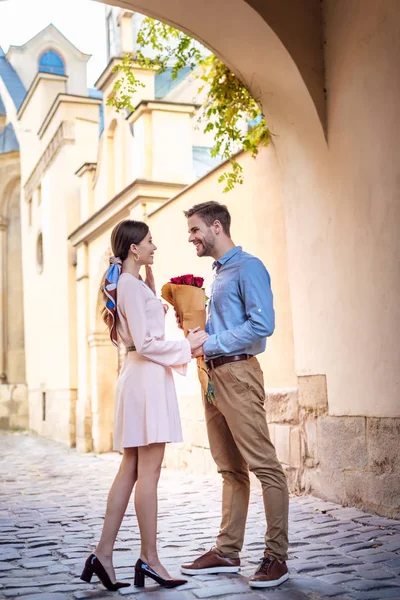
[
  {"x1": 134, "y1": 558, "x2": 187, "y2": 588},
  {"x1": 81, "y1": 554, "x2": 130, "y2": 591}
]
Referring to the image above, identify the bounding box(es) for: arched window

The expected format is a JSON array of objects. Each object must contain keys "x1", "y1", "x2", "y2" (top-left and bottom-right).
[{"x1": 38, "y1": 50, "x2": 65, "y2": 76}]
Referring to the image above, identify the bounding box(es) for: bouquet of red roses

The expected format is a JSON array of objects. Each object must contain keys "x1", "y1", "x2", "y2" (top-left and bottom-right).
[{"x1": 161, "y1": 274, "x2": 214, "y2": 403}]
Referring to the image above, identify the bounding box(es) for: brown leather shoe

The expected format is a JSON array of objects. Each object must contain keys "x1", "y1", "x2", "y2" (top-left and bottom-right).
[
  {"x1": 248, "y1": 556, "x2": 288, "y2": 588},
  {"x1": 181, "y1": 547, "x2": 240, "y2": 575}
]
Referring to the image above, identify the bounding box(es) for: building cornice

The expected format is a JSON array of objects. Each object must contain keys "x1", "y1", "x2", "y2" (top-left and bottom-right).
[
  {"x1": 69, "y1": 179, "x2": 185, "y2": 246},
  {"x1": 38, "y1": 93, "x2": 102, "y2": 139},
  {"x1": 126, "y1": 99, "x2": 200, "y2": 125},
  {"x1": 93, "y1": 57, "x2": 122, "y2": 91},
  {"x1": 94, "y1": 56, "x2": 157, "y2": 91},
  {"x1": 23, "y1": 120, "x2": 75, "y2": 201},
  {"x1": 17, "y1": 72, "x2": 68, "y2": 120},
  {"x1": 75, "y1": 162, "x2": 97, "y2": 177},
  {"x1": 117, "y1": 9, "x2": 133, "y2": 26},
  {"x1": 149, "y1": 149, "x2": 245, "y2": 219}
]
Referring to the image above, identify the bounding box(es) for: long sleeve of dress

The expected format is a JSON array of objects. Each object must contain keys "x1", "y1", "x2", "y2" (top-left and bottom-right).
[{"x1": 121, "y1": 278, "x2": 191, "y2": 371}]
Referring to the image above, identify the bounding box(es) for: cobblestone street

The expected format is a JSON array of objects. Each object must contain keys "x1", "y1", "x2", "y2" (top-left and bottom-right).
[{"x1": 1, "y1": 431, "x2": 400, "y2": 600}]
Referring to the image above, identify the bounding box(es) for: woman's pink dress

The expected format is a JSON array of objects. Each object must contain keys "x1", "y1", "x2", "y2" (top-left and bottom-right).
[{"x1": 113, "y1": 273, "x2": 191, "y2": 451}]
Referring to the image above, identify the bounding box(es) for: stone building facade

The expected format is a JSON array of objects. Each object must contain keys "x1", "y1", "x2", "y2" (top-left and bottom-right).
[{"x1": 0, "y1": 2, "x2": 399, "y2": 519}]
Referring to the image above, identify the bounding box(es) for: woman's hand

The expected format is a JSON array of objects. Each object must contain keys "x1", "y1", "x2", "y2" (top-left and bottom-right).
[
  {"x1": 191, "y1": 346, "x2": 205, "y2": 358},
  {"x1": 145, "y1": 265, "x2": 156, "y2": 295},
  {"x1": 187, "y1": 326, "x2": 209, "y2": 351},
  {"x1": 174, "y1": 309, "x2": 183, "y2": 329}
]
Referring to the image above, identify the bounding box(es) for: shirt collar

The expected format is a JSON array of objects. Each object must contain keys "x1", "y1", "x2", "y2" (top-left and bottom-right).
[{"x1": 212, "y1": 246, "x2": 242, "y2": 269}]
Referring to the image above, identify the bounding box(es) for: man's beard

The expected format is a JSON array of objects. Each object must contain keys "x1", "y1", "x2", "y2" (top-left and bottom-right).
[{"x1": 198, "y1": 234, "x2": 215, "y2": 257}]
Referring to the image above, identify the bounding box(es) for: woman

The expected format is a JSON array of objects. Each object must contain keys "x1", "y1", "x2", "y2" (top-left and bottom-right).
[{"x1": 81, "y1": 220, "x2": 208, "y2": 591}]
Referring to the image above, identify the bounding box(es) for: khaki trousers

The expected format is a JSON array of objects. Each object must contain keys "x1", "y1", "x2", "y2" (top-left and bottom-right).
[{"x1": 205, "y1": 356, "x2": 289, "y2": 560}]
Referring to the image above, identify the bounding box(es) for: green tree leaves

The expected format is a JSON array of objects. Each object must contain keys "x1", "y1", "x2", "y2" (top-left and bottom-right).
[{"x1": 107, "y1": 17, "x2": 270, "y2": 192}]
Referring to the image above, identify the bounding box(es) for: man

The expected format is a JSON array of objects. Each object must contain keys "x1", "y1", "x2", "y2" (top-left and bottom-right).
[{"x1": 180, "y1": 201, "x2": 289, "y2": 589}]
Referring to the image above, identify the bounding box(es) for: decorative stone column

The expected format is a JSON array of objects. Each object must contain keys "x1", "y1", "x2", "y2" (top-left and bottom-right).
[
  {"x1": 75, "y1": 243, "x2": 93, "y2": 452},
  {"x1": 88, "y1": 331, "x2": 118, "y2": 453}
]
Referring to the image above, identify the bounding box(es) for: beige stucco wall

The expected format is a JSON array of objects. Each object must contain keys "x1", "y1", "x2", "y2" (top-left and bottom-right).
[
  {"x1": 17, "y1": 77, "x2": 67, "y2": 182},
  {"x1": 19, "y1": 90, "x2": 100, "y2": 444},
  {"x1": 319, "y1": 0, "x2": 400, "y2": 417},
  {"x1": 22, "y1": 150, "x2": 76, "y2": 380}
]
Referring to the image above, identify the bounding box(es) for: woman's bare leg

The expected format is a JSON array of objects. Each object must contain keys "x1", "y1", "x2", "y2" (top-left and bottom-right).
[
  {"x1": 95, "y1": 447, "x2": 138, "y2": 582},
  {"x1": 135, "y1": 443, "x2": 171, "y2": 578}
]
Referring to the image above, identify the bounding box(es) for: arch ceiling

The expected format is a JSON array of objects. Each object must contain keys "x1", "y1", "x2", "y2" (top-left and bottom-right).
[{"x1": 99, "y1": 0, "x2": 326, "y2": 138}]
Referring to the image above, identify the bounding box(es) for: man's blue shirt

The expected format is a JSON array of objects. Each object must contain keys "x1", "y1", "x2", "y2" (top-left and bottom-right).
[{"x1": 203, "y1": 246, "x2": 275, "y2": 359}]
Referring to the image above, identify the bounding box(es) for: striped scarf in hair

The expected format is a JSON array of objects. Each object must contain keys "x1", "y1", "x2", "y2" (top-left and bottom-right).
[{"x1": 103, "y1": 256, "x2": 122, "y2": 347}]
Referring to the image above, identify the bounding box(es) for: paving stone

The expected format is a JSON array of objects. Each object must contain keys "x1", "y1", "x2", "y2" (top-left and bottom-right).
[
  {"x1": 349, "y1": 591, "x2": 400, "y2": 599},
  {"x1": 384, "y1": 558, "x2": 400, "y2": 569},
  {"x1": 3, "y1": 588, "x2": 43, "y2": 597},
  {"x1": 316, "y1": 572, "x2": 360, "y2": 585},
  {"x1": 305, "y1": 566, "x2": 358, "y2": 577},
  {"x1": 43, "y1": 584, "x2": 89, "y2": 593},
  {"x1": 1, "y1": 431, "x2": 400, "y2": 600},
  {"x1": 125, "y1": 591, "x2": 193, "y2": 599},
  {"x1": 376, "y1": 533, "x2": 400, "y2": 543},
  {"x1": 27, "y1": 541, "x2": 59, "y2": 548},
  {"x1": 21, "y1": 595, "x2": 70, "y2": 600},
  {"x1": 73, "y1": 592, "x2": 110, "y2": 599},
  {"x1": 193, "y1": 584, "x2": 251, "y2": 598},
  {"x1": 347, "y1": 579, "x2": 400, "y2": 591},
  {"x1": 354, "y1": 516, "x2": 400, "y2": 528},
  {"x1": 20, "y1": 559, "x2": 57, "y2": 569},
  {"x1": 9, "y1": 569, "x2": 47, "y2": 579},
  {"x1": 284, "y1": 576, "x2": 352, "y2": 597},
  {"x1": 47, "y1": 564, "x2": 72, "y2": 574},
  {"x1": 353, "y1": 567, "x2": 396, "y2": 580},
  {"x1": 290, "y1": 561, "x2": 326, "y2": 573},
  {"x1": 380, "y1": 541, "x2": 400, "y2": 552},
  {"x1": 1, "y1": 579, "x2": 40, "y2": 589},
  {"x1": 0, "y1": 548, "x2": 21, "y2": 561},
  {"x1": 359, "y1": 552, "x2": 398, "y2": 564},
  {"x1": 338, "y1": 542, "x2": 381, "y2": 553},
  {"x1": 24, "y1": 548, "x2": 54, "y2": 559}
]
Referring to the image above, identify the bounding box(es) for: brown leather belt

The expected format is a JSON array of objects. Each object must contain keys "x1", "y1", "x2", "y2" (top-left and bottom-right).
[{"x1": 206, "y1": 354, "x2": 251, "y2": 371}]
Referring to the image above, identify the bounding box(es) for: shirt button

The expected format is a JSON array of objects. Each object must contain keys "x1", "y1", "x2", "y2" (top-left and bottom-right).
[{"x1": 258, "y1": 308, "x2": 262, "y2": 312}]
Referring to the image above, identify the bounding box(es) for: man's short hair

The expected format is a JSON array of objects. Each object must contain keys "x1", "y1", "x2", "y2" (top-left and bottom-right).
[{"x1": 184, "y1": 201, "x2": 231, "y2": 236}]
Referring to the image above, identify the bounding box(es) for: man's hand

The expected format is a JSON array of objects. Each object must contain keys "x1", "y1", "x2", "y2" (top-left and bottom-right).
[
  {"x1": 191, "y1": 345, "x2": 205, "y2": 358},
  {"x1": 162, "y1": 303, "x2": 169, "y2": 315}
]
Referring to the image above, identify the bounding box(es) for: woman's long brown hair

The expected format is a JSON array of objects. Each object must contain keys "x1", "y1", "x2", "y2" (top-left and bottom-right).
[{"x1": 101, "y1": 220, "x2": 149, "y2": 329}]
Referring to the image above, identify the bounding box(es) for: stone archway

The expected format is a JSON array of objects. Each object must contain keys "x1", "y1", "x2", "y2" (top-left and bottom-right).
[
  {"x1": 97, "y1": 0, "x2": 331, "y2": 392},
  {"x1": 0, "y1": 173, "x2": 28, "y2": 429}
]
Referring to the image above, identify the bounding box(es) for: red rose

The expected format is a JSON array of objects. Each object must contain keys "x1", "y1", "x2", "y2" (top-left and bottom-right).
[
  {"x1": 181, "y1": 274, "x2": 195, "y2": 285},
  {"x1": 170, "y1": 276, "x2": 183, "y2": 284},
  {"x1": 194, "y1": 277, "x2": 204, "y2": 288}
]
